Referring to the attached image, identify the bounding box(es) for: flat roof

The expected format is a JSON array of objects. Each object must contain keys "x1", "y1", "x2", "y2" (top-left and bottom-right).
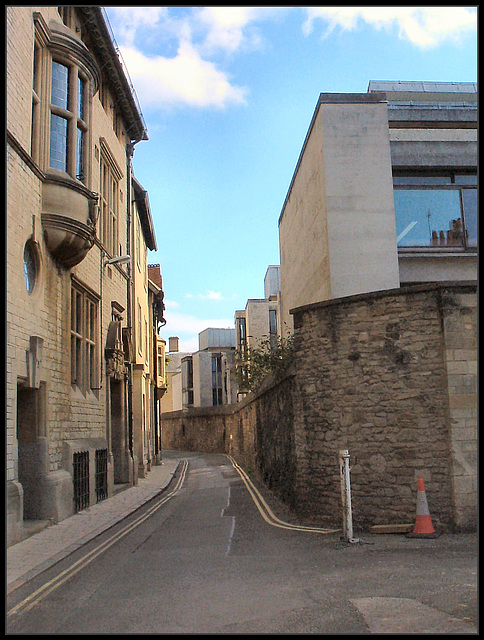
[{"x1": 368, "y1": 80, "x2": 477, "y2": 94}]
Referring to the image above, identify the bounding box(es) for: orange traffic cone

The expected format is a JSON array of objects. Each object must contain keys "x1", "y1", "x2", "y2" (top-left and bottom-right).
[{"x1": 406, "y1": 476, "x2": 439, "y2": 538}]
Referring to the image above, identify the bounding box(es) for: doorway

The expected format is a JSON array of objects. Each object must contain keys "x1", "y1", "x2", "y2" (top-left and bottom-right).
[{"x1": 16, "y1": 381, "x2": 46, "y2": 520}]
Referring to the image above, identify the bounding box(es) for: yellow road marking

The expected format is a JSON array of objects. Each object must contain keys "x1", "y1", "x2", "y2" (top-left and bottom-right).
[
  {"x1": 7, "y1": 459, "x2": 188, "y2": 618},
  {"x1": 227, "y1": 455, "x2": 340, "y2": 534}
]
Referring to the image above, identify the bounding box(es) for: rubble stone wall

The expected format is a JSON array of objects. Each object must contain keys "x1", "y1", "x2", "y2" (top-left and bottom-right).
[{"x1": 161, "y1": 284, "x2": 477, "y2": 532}]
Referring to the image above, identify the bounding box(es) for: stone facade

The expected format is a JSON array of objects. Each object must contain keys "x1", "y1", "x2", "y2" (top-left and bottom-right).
[
  {"x1": 6, "y1": 7, "x2": 163, "y2": 546},
  {"x1": 161, "y1": 284, "x2": 477, "y2": 532}
]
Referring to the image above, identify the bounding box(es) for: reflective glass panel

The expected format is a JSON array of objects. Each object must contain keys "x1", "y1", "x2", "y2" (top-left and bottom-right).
[
  {"x1": 462, "y1": 189, "x2": 477, "y2": 247},
  {"x1": 394, "y1": 189, "x2": 462, "y2": 247}
]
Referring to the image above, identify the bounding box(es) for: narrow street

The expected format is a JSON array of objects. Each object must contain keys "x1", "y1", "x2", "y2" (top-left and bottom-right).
[{"x1": 7, "y1": 453, "x2": 477, "y2": 634}]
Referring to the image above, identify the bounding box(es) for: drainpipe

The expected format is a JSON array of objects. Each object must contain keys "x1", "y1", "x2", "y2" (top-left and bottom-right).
[{"x1": 126, "y1": 139, "x2": 139, "y2": 471}]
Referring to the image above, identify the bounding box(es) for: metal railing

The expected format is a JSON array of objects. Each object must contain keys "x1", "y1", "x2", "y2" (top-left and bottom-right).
[
  {"x1": 95, "y1": 448, "x2": 108, "y2": 503},
  {"x1": 73, "y1": 451, "x2": 90, "y2": 512}
]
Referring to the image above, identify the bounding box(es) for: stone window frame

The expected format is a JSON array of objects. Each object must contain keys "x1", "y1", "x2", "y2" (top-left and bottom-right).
[
  {"x1": 70, "y1": 277, "x2": 100, "y2": 395},
  {"x1": 31, "y1": 12, "x2": 99, "y2": 189},
  {"x1": 99, "y1": 138, "x2": 122, "y2": 258}
]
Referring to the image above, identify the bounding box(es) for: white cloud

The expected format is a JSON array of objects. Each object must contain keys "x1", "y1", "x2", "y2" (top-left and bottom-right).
[
  {"x1": 119, "y1": 42, "x2": 247, "y2": 110},
  {"x1": 107, "y1": 5, "x2": 476, "y2": 111},
  {"x1": 186, "y1": 290, "x2": 235, "y2": 301},
  {"x1": 302, "y1": 7, "x2": 477, "y2": 48}
]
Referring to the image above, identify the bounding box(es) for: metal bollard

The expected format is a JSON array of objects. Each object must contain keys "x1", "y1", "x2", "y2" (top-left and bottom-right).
[{"x1": 339, "y1": 449, "x2": 359, "y2": 543}]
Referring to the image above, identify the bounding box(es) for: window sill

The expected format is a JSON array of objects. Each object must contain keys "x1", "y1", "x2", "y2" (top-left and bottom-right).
[{"x1": 398, "y1": 247, "x2": 477, "y2": 258}]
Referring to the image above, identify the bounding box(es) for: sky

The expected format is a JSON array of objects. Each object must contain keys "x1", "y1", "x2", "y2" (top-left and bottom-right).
[{"x1": 103, "y1": 6, "x2": 478, "y2": 353}]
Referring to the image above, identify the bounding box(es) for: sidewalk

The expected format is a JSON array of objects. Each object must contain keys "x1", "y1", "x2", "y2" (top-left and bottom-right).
[{"x1": 7, "y1": 455, "x2": 182, "y2": 595}]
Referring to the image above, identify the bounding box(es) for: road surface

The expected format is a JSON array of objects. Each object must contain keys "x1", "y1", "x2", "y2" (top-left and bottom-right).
[{"x1": 7, "y1": 452, "x2": 477, "y2": 633}]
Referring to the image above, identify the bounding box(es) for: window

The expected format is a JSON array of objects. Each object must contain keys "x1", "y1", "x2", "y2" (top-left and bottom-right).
[
  {"x1": 269, "y1": 308, "x2": 278, "y2": 350},
  {"x1": 182, "y1": 357, "x2": 194, "y2": 407},
  {"x1": 31, "y1": 42, "x2": 41, "y2": 160},
  {"x1": 137, "y1": 301, "x2": 143, "y2": 356},
  {"x1": 71, "y1": 281, "x2": 99, "y2": 393},
  {"x1": 212, "y1": 355, "x2": 223, "y2": 406},
  {"x1": 49, "y1": 60, "x2": 88, "y2": 181},
  {"x1": 393, "y1": 173, "x2": 477, "y2": 249},
  {"x1": 23, "y1": 241, "x2": 39, "y2": 295},
  {"x1": 237, "y1": 317, "x2": 247, "y2": 352},
  {"x1": 99, "y1": 144, "x2": 121, "y2": 256}
]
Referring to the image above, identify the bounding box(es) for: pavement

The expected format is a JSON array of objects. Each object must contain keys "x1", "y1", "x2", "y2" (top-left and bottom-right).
[{"x1": 6, "y1": 455, "x2": 182, "y2": 595}]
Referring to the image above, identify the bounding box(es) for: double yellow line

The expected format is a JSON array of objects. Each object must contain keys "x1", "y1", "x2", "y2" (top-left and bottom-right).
[
  {"x1": 7, "y1": 459, "x2": 189, "y2": 618},
  {"x1": 228, "y1": 455, "x2": 340, "y2": 535}
]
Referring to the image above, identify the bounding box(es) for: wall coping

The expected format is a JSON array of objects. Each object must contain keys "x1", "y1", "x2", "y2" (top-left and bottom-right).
[{"x1": 290, "y1": 282, "x2": 477, "y2": 317}]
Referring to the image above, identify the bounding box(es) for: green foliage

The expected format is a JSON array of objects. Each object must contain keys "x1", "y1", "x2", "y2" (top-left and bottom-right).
[{"x1": 235, "y1": 335, "x2": 295, "y2": 392}]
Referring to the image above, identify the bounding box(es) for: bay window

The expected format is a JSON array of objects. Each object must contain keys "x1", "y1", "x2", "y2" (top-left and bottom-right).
[{"x1": 49, "y1": 60, "x2": 88, "y2": 182}]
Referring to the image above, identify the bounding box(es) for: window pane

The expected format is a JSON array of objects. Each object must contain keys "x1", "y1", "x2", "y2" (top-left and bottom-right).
[
  {"x1": 454, "y1": 175, "x2": 477, "y2": 185},
  {"x1": 76, "y1": 127, "x2": 84, "y2": 180},
  {"x1": 51, "y1": 61, "x2": 69, "y2": 109},
  {"x1": 462, "y1": 189, "x2": 477, "y2": 247},
  {"x1": 50, "y1": 114, "x2": 68, "y2": 171},
  {"x1": 77, "y1": 76, "x2": 85, "y2": 120},
  {"x1": 394, "y1": 189, "x2": 462, "y2": 247},
  {"x1": 393, "y1": 176, "x2": 451, "y2": 185}
]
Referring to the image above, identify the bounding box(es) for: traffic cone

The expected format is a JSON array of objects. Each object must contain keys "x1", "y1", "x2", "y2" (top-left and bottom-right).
[{"x1": 406, "y1": 476, "x2": 439, "y2": 538}]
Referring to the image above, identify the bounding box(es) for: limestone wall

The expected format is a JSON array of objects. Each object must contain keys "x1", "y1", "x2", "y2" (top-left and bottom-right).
[{"x1": 161, "y1": 284, "x2": 477, "y2": 532}]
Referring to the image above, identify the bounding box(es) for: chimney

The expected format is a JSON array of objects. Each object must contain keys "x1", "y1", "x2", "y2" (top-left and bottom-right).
[{"x1": 169, "y1": 336, "x2": 179, "y2": 352}]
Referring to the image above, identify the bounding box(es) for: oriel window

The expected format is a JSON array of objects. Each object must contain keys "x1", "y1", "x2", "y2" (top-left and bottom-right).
[{"x1": 49, "y1": 60, "x2": 88, "y2": 182}]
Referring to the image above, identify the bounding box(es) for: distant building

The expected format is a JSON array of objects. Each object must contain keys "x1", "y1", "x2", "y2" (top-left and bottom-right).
[
  {"x1": 182, "y1": 328, "x2": 237, "y2": 408},
  {"x1": 235, "y1": 266, "x2": 281, "y2": 398},
  {"x1": 278, "y1": 81, "x2": 477, "y2": 336}
]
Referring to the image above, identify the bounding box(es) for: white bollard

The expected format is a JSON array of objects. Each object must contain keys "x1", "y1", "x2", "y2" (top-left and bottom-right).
[{"x1": 339, "y1": 449, "x2": 358, "y2": 543}]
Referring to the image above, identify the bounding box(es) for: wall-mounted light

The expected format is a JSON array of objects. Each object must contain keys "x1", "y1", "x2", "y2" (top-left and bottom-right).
[{"x1": 104, "y1": 255, "x2": 131, "y2": 268}]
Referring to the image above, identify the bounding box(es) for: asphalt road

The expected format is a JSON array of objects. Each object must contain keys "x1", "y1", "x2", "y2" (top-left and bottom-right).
[{"x1": 6, "y1": 452, "x2": 478, "y2": 634}]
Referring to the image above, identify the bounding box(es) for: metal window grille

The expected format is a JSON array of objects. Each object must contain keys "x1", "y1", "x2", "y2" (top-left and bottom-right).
[
  {"x1": 95, "y1": 448, "x2": 108, "y2": 503},
  {"x1": 73, "y1": 451, "x2": 90, "y2": 512}
]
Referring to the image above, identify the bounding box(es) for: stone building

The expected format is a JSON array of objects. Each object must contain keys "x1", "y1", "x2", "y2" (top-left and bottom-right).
[
  {"x1": 279, "y1": 81, "x2": 477, "y2": 336},
  {"x1": 6, "y1": 6, "x2": 161, "y2": 545}
]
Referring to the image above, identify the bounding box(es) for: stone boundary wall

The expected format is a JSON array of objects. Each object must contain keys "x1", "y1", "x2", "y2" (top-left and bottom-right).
[{"x1": 161, "y1": 284, "x2": 477, "y2": 532}]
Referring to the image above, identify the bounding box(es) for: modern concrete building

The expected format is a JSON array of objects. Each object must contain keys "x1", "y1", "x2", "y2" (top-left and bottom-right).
[
  {"x1": 6, "y1": 6, "x2": 161, "y2": 545},
  {"x1": 235, "y1": 266, "x2": 281, "y2": 397},
  {"x1": 182, "y1": 329, "x2": 237, "y2": 408},
  {"x1": 278, "y1": 81, "x2": 477, "y2": 336}
]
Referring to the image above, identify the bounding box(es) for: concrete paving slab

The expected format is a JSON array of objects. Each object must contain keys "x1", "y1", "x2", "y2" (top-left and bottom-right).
[{"x1": 351, "y1": 596, "x2": 477, "y2": 634}]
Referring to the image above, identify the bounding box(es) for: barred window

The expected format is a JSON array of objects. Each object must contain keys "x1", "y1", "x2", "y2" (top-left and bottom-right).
[{"x1": 71, "y1": 281, "x2": 99, "y2": 393}]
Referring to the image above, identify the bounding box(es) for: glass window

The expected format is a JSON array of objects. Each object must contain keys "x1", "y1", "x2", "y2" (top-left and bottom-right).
[
  {"x1": 394, "y1": 174, "x2": 477, "y2": 250},
  {"x1": 71, "y1": 283, "x2": 98, "y2": 393},
  {"x1": 50, "y1": 114, "x2": 68, "y2": 171},
  {"x1": 394, "y1": 190, "x2": 462, "y2": 247},
  {"x1": 51, "y1": 61, "x2": 69, "y2": 109},
  {"x1": 49, "y1": 61, "x2": 88, "y2": 183},
  {"x1": 462, "y1": 189, "x2": 477, "y2": 247},
  {"x1": 77, "y1": 76, "x2": 85, "y2": 120},
  {"x1": 393, "y1": 176, "x2": 451, "y2": 185}
]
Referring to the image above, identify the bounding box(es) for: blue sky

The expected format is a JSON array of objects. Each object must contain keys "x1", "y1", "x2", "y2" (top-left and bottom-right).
[{"x1": 104, "y1": 6, "x2": 477, "y2": 352}]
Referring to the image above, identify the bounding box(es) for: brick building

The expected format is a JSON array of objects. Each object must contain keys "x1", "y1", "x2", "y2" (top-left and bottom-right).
[{"x1": 6, "y1": 6, "x2": 163, "y2": 545}]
